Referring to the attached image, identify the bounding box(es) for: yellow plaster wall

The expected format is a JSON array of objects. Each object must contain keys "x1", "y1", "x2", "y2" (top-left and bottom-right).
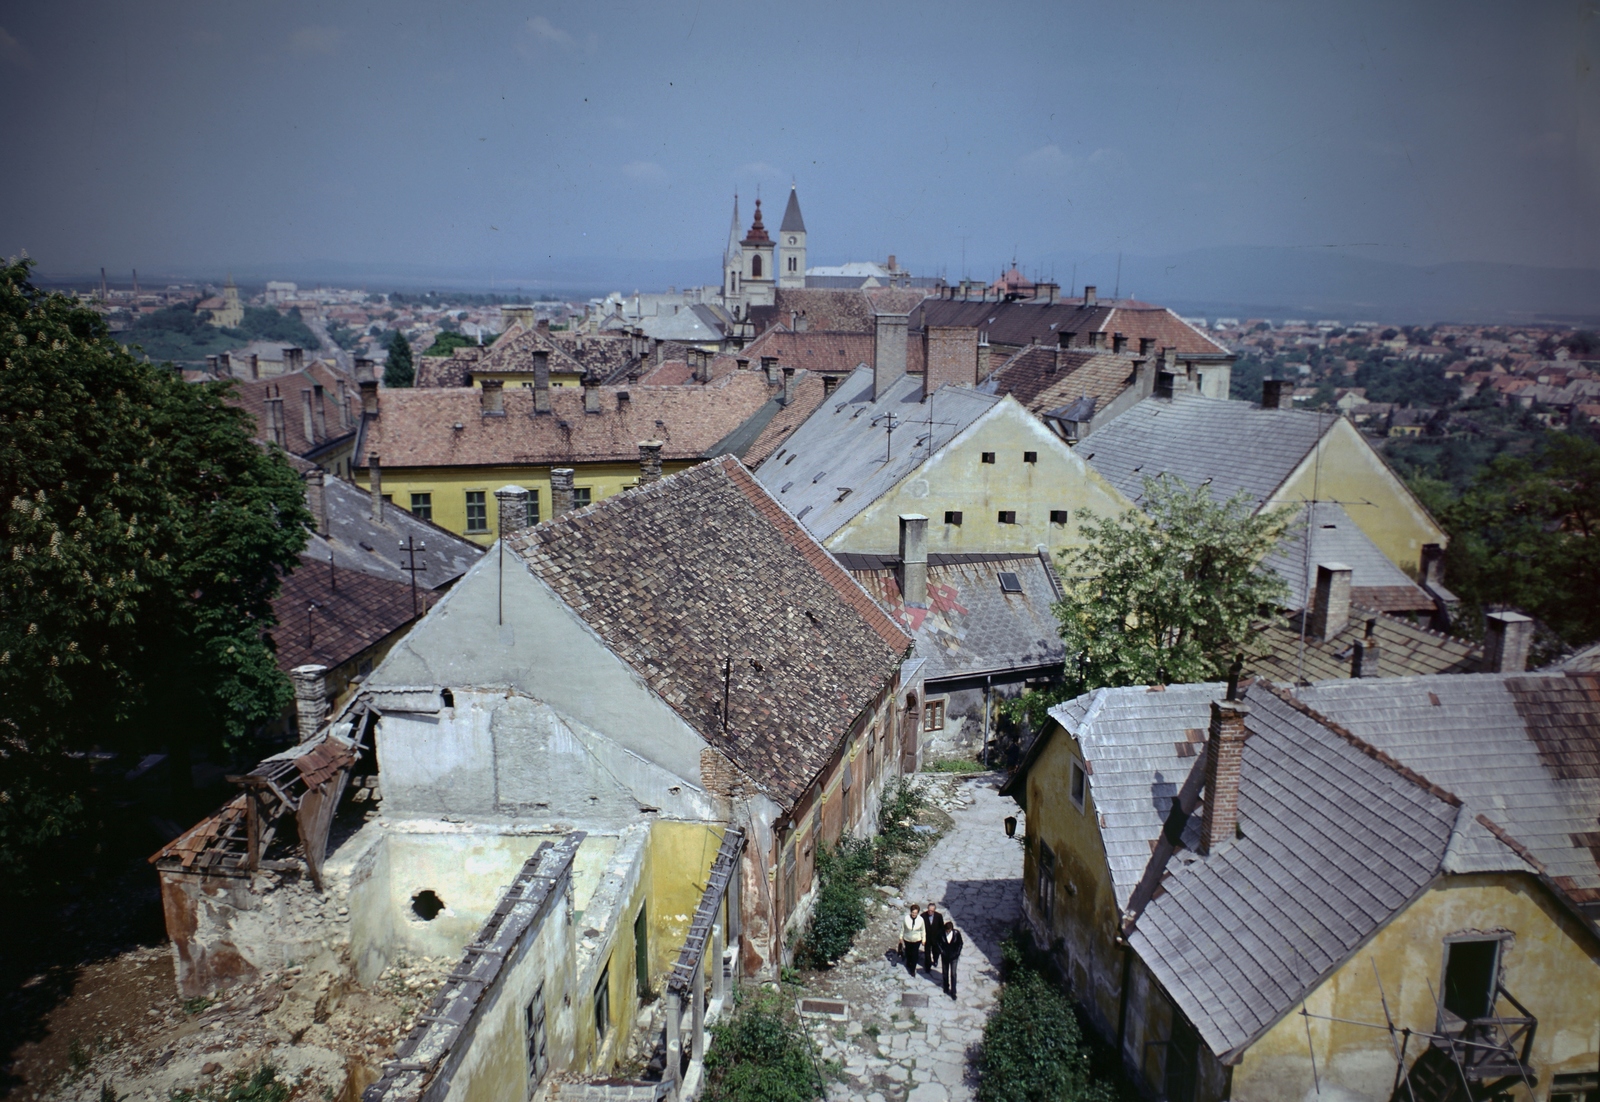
[
  {"x1": 1270, "y1": 417, "x2": 1445, "y2": 574},
  {"x1": 1021, "y1": 722, "x2": 1125, "y2": 1032},
  {"x1": 353, "y1": 460, "x2": 696, "y2": 545},
  {"x1": 828, "y1": 397, "x2": 1132, "y2": 556},
  {"x1": 647, "y1": 821, "x2": 726, "y2": 988},
  {"x1": 1234, "y1": 874, "x2": 1600, "y2": 1101},
  {"x1": 465, "y1": 370, "x2": 583, "y2": 388}
]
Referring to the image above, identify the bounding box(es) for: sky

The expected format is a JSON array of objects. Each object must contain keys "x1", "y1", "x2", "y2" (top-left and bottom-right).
[{"x1": 1, "y1": 0, "x2": 1596, "y2": 289}]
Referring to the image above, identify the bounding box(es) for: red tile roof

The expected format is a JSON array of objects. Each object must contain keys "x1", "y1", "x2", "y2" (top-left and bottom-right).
[
  {"x1": 983, "y1": 346, "x2": 1139, "y2": 416},
  {"x1": 743, "y1": 372, "x2": 832, "y2": 467},
  {"x1": 271, "y1": 552, "x2": 434, "y2": 673},
  {"x1": 740, "y1": 328, "x2": 877, "y2": 376},
  {"x1": 226, "y1": 362, "x2": 359, "y2": 456}
]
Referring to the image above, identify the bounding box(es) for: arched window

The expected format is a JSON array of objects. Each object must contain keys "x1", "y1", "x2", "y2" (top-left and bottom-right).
[{"x1": 751, "y1": 254, "x2": 762, "y2": 279}]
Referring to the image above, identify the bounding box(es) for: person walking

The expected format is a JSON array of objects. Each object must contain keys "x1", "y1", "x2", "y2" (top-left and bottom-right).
[
  {"x1": 922, "y1": 902, "x2": 945, "y2": 976},
  {"x1": 898, "y1": 903, "x2": 924, "y2": 977},
  {"x1": 941, "y1": 924, "x2": 964, "y2": 998}
]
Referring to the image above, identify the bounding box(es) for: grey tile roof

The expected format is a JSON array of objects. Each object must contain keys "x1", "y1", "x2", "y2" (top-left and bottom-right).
[
  {"x1": 315, "y1": 475, "x2": 484, "y2": 591},
  {"x1": 1081, "y1": 394, "x2": 1333, "y2": 507},
  {"x1": 843, "y1": 551, "x2": 1065, "y2": 684},
  {"x1": 752, "y1": 366, "x2": 1001, "y2": 541},
  {"x1": 1250, "y1": 607, "x2": 1480, "y2": 683},
  {"x1": 1124, "y1": 684, "x2": 1460, "y2": 1059},
  {"x1": 1297, "y1": 673, "x2": 1600, "y2": 904},
  {"x1": 1264, "y1": 502, "x2": 1430, "y2": 611}
]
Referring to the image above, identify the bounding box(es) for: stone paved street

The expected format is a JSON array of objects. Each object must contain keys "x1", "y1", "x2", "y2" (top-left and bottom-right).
[{"x1": 803, "y1": 773, "x2": 1025, "y2": 1102}]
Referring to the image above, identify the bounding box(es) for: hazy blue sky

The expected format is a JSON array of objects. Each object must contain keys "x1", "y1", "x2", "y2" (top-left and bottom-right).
[{"x1": 2, "y1": 0, "x2": 1596, "y2": 285}]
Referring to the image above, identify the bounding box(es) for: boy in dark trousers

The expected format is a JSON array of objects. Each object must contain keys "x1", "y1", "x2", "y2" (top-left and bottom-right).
[
  {"x1": 941, "y1": 925, "x2": 964, "y2": 998},
  {"x1": 921, "y1": 902, "x2": 945, "y2": 976}
]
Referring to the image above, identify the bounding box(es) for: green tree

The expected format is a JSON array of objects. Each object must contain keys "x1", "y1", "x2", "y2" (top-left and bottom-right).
[
  {"x1": 703, "y1": 987, "x2": 825, "y2": 1102},
  {"x1": 423, "y1": 330, "x2": 494, "y2": 358},
  {"x1": 385, "y1": 331, "x2": 413, "y2": 387},
  {"x1": 1006, "y1": 476, "x2": 1290, "y2": 729},
  {"x1": 0, "y1": 259, "x2": 309, "y2": 887}
]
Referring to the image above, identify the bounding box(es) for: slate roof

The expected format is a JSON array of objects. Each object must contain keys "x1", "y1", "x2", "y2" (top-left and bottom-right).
[
  {"x1": 840, "y1": 551, "x2": 1066, "y2": 684},
  {"x1": 740, "y1": 371, "x2": 833, "y2": 467},
  {"x1": 353, "y1": 372, "x2": 777, "y2": 469},
  {"x1": 1298, "y1": 673, "x2": 1600, "y2": 907},
  {"x1": 780, "y1": 187, "x2": 806, "y2": 233},
  {"x1": 1080, "y1": 394, "x2": 1332, "y2": 507},
  {"x1": 506, "y1": 456, "x2": 912, "y2": 806},
  {"x1": 911, "y1": 298, "x2": 1231, "y2": 356},
  {"x1": 1250, "y1": 607, "x2": 1480, "y2": 683},
  {"x1": 271, "y1": 551, "x2": 435, "y2": 673},
  {"x1": 311, "y1": 475, "x2": 483, "y2": 591},
  {"x1": 1126, "y1": 683, "x2": 1460, "y2": 1059},
  {"x1": 1264, "y1": 502, "x2": 1432, "y2": 612},
  {"x1": 978, "y1": 346, "x2": 1139, "y2": 421},
  {"x1": 751, "y1": 366, "x2": 1002, "y2": 541}
]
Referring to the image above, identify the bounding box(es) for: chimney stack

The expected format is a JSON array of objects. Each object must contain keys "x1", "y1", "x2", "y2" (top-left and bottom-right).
[
  {"x1": 494, "y1": 484, "x2": 531, "y2": 534},
  {"x1": 368, "y1": 453, "x2": 384, "y2": 524},
  {"x1": 265, "y1": 389, "x2": 286, "y2": 446},
  {"x1": 290, "y1": 665, "x2": 329, "y2": 742},
  {"x1": 206, "y1": 354, "x2": 219, "y2": 374},
  {"x1": 480, "y1": 378, "x2": 505, "y2": 415},
  {"x1": 219, "y1": 351, "x2": 231, "y2": 376},
  {"x1": 822, "y1": 374, "x2": 840, "y2": 398},
  {"x1": 1083, "y1": 285, "x2": 1097, "y2": 307},
  {"x1": 1420, "y1": 543, "x2": 1446, "y2": 587},
  {"x1": 1138, "y1": 337, "x2": 1155, "y2": 356},
  {"x1": 1088, "y1": 331, "x2": 1104, "y2": 350},
  {"x1": 1483, "y1": 611, "x2": 1533, "y2": 673},
  {"x1": 1352, "y1": 619, "x2": 1382, "y2": 678},
  {"x1": 1112, "y1": 332, "x2": 1128, "y2": 355},
  {"x1": 977, "y1": 332, "x2": 991, "y2": 380},
  {"x1": 550, "y1": 467, "x2": 575, "y2": 518},
  {"x1": 359, "y1": 378, "x2": 379, "y2": 417},
  {"x1": 313, "y1": 386, "x2": 329, "y2": 440},
  {"x1": 303, "y1": 468, "x2": 329, "y2": 538},
  {"x1": 761, "y1": 356, "x2": 780, "y2": 385},
  {"x1": 898, "y1": 514, "x2": 929, "y2": 607},
  {"x1": 873, "y1": 312, "x2": 909, "y2": 400},
  {"x1": 248, "y1": 353, "x2": 260, "y2": 380},
  {"x1": 1200, "y1": 699, "x2": 1250, "y2": 853},
  {"x1": 532, "y1": 350, "x2": 551, "y2": 414},
  {"x1": 923, "y1": 326, "x2": 980, "y2": 398},
  {"x1": 284, "y1": 347, "x2": 304, "y2": 374},
  {"x1": 781, "y1": 365, "x2": 795, "y2": 405},
  {"x1": 1038, "y1": 282, "x2": 1058, "y2": 305},
  {"x1": 638, "y1": 440, "x2": 664, "y2": 486},
  {"x1": 1261, "y1": 379, "x2": 1292, "y2": 410},
  {"x1": 582, "y1": 374, "x2": 601, "y2": 413},
  {"x1": 1310, "y1": 562, "x2": 1352, "y2": 641},
  {"x1": 301, "y1": 388, "x2": 317, "y2": 444}
]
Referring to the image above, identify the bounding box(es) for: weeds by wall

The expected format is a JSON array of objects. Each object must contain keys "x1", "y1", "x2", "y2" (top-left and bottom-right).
[
  {"x1": 976, "y1": 935, "x2": 1116, "y2": 1102},
  {"x1": 702, "y1": 986, "x2": 825, "y2": 1102}
]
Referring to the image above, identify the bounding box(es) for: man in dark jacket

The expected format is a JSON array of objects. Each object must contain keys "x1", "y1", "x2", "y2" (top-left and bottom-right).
[
  {"x1": 922, "y1": 902, "x2": 945, "y2": 976},
  {"x1": 941, "y1": 925, "x2": 964, "y2": 998}
]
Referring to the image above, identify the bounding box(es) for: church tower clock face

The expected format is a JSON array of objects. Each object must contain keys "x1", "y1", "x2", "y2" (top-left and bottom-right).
[{"x1": 789, "y1": 236, "x2": 797, "y2": 245}]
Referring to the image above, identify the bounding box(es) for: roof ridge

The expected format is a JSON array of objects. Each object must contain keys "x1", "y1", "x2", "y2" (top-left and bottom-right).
[
  {"x1": 1250, "y1": 680, "x2": 1462, "y2": 807},
  {"x1": 1473, "y1": 813, "x2": 1549, "y2": 875}
]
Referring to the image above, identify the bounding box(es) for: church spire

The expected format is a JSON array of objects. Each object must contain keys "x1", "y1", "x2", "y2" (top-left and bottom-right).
[
  {"x1": 780, "y1": 185, "x2": 806, "y2": 234},
  {"x1": 724, "y1": 192, "x2": 741, "y2": 268}
]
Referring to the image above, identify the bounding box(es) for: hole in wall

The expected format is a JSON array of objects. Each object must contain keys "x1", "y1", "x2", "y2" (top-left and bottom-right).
[{"x1": 411, "y1": 890, "x2": 446, "y2": 921}]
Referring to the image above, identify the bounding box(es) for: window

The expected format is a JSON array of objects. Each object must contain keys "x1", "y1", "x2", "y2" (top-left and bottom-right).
[
  {"x1": 465, "y1": 491, "x2": 488, "y2": 533},
  {"x1": 572, "y1": 487, "x2": 592, "y2": 509},
  {"x1": 783, "y1": 840, "x2": 797, "y2": 919},
  {"x1": 528, "y1": 489, "x2": 540, "y2": 525},
  {"x1": 751, "y1": 255, "x2": 763, "y2": 279},
  {"x1": 634, "y1": 907, "x2": 650, "y2": 998},
  {"x1": 1050, "y1": 509, "x2": 1069, "y2": 524},
  {"x1": 1442, "y1": 938, "x2": 1501, "y2": 1021},
  {"x1": 788, "y1": 256, "x2": 797, "y2": 272},
  {"x1": 944, "y1": 510, "x2": 963, "y2": 525},
  {"x1": 998, "y1": 571, "x2": 1022, "y2": 594},
  {"x1": 1551, "y1": 1071, "x2": 1599, "y2": 1102},
  {"x1": 1037, "y1": 841, "x2": 1056, "y2": 926},
  {"x1": 525, "y1": 983, "x2": 548, "y2": 1087},
  {"x1": 924, "y1": 699, "x2": 946, "y2": 732},
  {"x1": 997, "y1": 510, "x2": 1017, "y2": 524},
  {"x1": 409, "y1": 493, "x2": 432, "y2": 521},
  {"x1": 594, "y1": 965, "x2": 610, "y2": 1042},
  {"x1": 1070, "y1": 760, "x2": 1087, "y2": 810},
  {"x1": 981, "y1": 451, "x2": 996, "y2": 464},
  {"x1": 1023, "y1": 451, "x2": 1038, "y2": 463}
]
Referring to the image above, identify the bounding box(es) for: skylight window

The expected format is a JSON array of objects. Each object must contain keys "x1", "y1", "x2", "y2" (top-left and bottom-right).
[{"x1": 998, "y1": 572, "x2": 1022, "y2": 593}]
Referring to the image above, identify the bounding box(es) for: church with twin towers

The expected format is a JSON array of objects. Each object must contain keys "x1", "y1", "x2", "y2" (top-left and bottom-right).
[{"x1": 721, "y1": 185, "x2": 806, "y2": 315}]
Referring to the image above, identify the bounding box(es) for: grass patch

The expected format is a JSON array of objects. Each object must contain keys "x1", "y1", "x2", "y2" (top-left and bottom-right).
[
  {"x1": 170, "y1": 1064, "x2": 291, "y2": 1102},
  {"x1": 976, "y1": 934, "x2": 1118, "y2": 1102},
  {"x1": 703, "y1": 986, "x2": 825, "y2": 1102},
  {"x1": 924, "y1": 756, "x2": 989, "y2": 774}
]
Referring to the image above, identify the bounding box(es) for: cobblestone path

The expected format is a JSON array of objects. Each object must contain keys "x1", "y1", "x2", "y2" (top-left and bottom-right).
[{"x1": 804, "y1": 772, "x2": 1025, "y2": 1102}]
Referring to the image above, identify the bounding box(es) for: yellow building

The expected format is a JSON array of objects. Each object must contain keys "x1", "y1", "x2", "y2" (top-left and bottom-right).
[
  {"x1": 350, "y1": 370, "x2": 782, "y2": 544},
  {"x1": 1002, "y1": 674, "x2": 1600, "y2": 1102}
]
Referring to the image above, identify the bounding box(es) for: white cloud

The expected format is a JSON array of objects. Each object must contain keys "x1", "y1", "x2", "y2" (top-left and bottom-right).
[
  {"x1": 622, "y1": 161, "x2": 667, "y2": 182},
  {"x1": 289, "y1": 26, "x2": 341, "y2": 57},
  {"x1": 518, "y1": 15, "x2": 574, "y2": 55},
  {"x1": 0, "y1": 25, "x2": 32, "y2": 68},
  {"x1": 739, "y1": 161, "x2": 784, "y2": 178},
  {"x1": 1019, "y1": 144, "x2": 1074, "y2": 174}
]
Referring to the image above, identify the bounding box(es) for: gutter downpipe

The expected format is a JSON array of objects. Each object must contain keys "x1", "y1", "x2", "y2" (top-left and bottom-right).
[
  {"x1": 1115, "y1": 940, "x2": 1133, "y2": 1064},
  {"x1": 983, "y1": 676, "x2": 993, "y2": 768}
]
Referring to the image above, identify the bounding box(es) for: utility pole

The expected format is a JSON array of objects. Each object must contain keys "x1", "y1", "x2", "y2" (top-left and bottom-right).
[{"x1": 398, "y1": 536, "x2": 427, "y2": 617}]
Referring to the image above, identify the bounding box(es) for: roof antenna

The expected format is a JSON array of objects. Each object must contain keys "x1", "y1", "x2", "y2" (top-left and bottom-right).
[{"x1": 1114, "y1": 252, "x2": 1122, "y2": 301}]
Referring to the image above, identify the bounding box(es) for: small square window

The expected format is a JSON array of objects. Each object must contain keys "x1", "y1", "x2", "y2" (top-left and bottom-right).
[
  {"x1": 997, "y1": 510, "x2": 1017, "y2": 524},
  {"x1": 1070, "y1": 760, "x2": 1087, "y2": 810},
  {"x1": 981, "y1": 452, "x2": 996, "y2": 464},
  {"x1": 1050, "y1": 509, "x2": 1069, "y2": 524},
  {"x1": 465, "y1": 490, "x2": 488, "y2": 533},
  {"x1": 409, "y1": 492, "x2": 432, "y2": 521},
  {"x1": 573, "y1": 487, "x2": 592, "y2": 508},
  {"x1": 998, "y1": 571, "x2": 1022, "y2": 593},
  {"x1": 1023, "y1": 451, "x2": 1038, "y2": 463},
  {"x1": 944, "y1": 510, "x2": 963, "y2": 525},
  {"x1": 528, "y1": 489, "x2": 540, "y2": 525},
  {"x1": 924, "y1": 700, "x2": 946, "y2": 731}
]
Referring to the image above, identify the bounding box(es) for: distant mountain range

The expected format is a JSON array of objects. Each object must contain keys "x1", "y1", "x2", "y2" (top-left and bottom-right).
[{"x1": 38, "y1": 247, "x2": 1600, "y2": 327}]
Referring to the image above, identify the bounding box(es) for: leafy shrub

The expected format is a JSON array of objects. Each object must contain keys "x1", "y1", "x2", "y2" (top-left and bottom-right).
[
  {"x1": 703, "y1": 986, "x2": 824, "y2": 1102},
  {"x1": 799, "y1": 837, "x2": 872, "y2": 967},
  {"x1": 978, "y1": 936, "x2": 1114, "y2": 1102},
  {"x1": 170, "y1": 1064, "x2": 290, "y2": 1102}
]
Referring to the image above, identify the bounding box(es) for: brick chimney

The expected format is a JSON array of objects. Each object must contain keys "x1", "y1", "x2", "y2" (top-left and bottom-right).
[
  {"x1": 1483, "y1": 611, "x2": 1533, "y2": 672},
  {"x1": 494, "y1": 484, "x2": 530, "y2": 533},
  {"x1": 368, "y1": 453, "x2": 384, "y2": 524},
  {"x1": 532, "y1": 350, "x2": 551, "y2": 414},
  {"x1": 291, "y1": 665, "x2": 328, "y2": 741},
  {"x1": 359, "y1": 378, "x2": 379, "y2": 417},
  {"x1": 873, "y1": 312, "x2": 909, "y2": 400},
  {"x1": 219, "y1": 351, "x2": 231, "y2": 375},
  {"x1": 1262, "y1": 379, "x2": 1292, "y2": 410},
  {"x1": 1138, "y1": 337, "x2": 1155, "y2": 356},
  {"x1": 899, "y1": 514, "x2": 929, "y2": 607},
  {"x1": 550, "y1": 467, "x2": 575, "y2": 518},
  {"x1": 303, "y1": 468, "x2": 329, "y2": 537},
  {"x1": 1200, "y1": 698, "x2": 1249, "y2": 853},
  {"x1": 582, "y1": 374, "x2": 601, "y2": 413},
  {"x1": 694, "y1": 348, "x2": 712, "y2": 383},
  {"x1": 1310, "y1": 562, "x2": 1352, "y2": 640},
  {"x1": 248, "y1": 353, "x2": 260, "y2": 380},
  {"x1": 300, "y1": 388, "x2": 316, "y2": 444},
  {"x1": 1352, "y1": 619, "x2": 1381, "y2": 678},
  {"x1": 781, "y1": 365, "x2": 795, "y2": 405},
  {"x1": 313, "y1": 386, "x2": 329, "y2": 440},
  {"x1": 761, "y1": 356, "x2": 780, "y2": 385},
  {"x1": 1037, "y1": 282, "x2": 1058, "y2": 305},
  {"x1": 1088, "y1": 331, "x2": 1105, "y2": 350},
  {"x1": 480, "y1": 378, "x2": 505, "y2": 415},
  {"x1": 822, "y1": 374, "x2": 840, "y2": 398},
  {"x1": 638, "y1": 440, "x2": 664, "y2": 485},
  {"x1": 1083, "y1": 285, "x2": 1097, "y2": 307},
  {"x1": 923, "y1": 326, "x2": 979, "y2": 398}
]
